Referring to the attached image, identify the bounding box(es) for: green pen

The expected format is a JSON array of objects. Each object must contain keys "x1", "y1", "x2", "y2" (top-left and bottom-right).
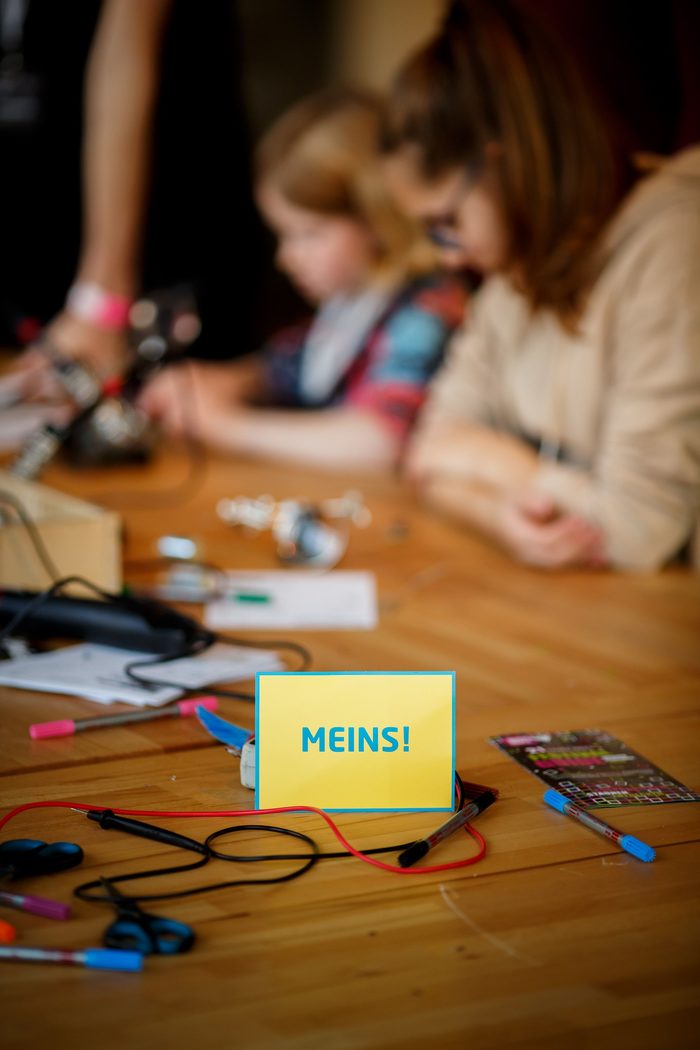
[{"x1": 228, "y1": 592, "x2": 272, "y2": 604}]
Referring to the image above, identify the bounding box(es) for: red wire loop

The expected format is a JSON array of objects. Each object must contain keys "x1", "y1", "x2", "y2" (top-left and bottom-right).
[{"x1": 0, "y1": 800, "x2": 486, "y2": 874}]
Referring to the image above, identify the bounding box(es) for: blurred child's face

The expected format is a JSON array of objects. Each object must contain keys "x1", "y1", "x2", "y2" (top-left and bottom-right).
[
  {"x1": 383, "y1": 148, "x2": 507, "y2": 275},
  {"x1": 257, "y1": 186, "x2": 378, "y2": 302}
]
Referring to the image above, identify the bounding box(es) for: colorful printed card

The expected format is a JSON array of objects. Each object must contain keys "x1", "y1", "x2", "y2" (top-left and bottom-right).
[
  {"x1": 255, "y1": 671, "x2": 455, "y2": 812},
  {"x1": 490, "y1": 729, "x2": 700, "y2": 808}
]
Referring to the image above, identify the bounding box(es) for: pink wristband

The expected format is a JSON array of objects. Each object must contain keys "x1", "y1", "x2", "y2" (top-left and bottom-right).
[{"x1": 66, "y1": 282, "x2": 133, "y2": 330}]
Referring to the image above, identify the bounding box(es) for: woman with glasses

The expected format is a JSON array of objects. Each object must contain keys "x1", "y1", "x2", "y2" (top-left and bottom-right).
[{"x1": 382, "y1": 0, "x2": 700, "y2": 570}]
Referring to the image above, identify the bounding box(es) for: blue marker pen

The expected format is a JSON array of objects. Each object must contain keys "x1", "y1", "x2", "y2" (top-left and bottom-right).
[
  {"x1": 0, "y1": 945, "x2": 144, "y2": 972},
  {"x1": 543, "y1": 789, "x2": 655, "y2": 862}
]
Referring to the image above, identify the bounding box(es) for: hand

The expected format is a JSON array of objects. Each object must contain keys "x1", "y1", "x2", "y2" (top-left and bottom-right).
[
  {"x1": 138, "y1": 361, "x2": 246, "y2": 443},
  {"x1": 495, "y1": 490, "x2": 607, "y2": 569},
  {"x1": 406, "y1": 422, "x2": 540, "y2": 491},
  {"x1": 37, "y1": 311, "x2": 131, "y2": 379},
  {"x1": 6, "y1": 312, "x2": 132, "y2": 408},
  {"x1": 138, "y1": 363, "x2": 199, "y2": 438}
]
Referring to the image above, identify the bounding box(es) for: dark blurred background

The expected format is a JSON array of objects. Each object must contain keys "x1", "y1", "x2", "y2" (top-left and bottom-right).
[{"x1": 1, "y1": 0, "x2": 698, "y2": 357}]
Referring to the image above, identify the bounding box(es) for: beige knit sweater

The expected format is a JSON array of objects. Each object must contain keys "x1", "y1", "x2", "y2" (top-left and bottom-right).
[{"x1": 425, "y1": 147, "x2": 700, "y2": 570}]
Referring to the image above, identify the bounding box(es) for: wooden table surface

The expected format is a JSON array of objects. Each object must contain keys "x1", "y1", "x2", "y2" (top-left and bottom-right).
[{"x1": 1, "y1": 446, "x2": 699, "y2": 1050}]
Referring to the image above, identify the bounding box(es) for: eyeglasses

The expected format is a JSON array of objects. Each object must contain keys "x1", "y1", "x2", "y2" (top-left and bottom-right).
[
  {"x1": 423, "y1": 171, "x2": 471, "y2": 251},
  {"x1": 425, "y1": 226, "x2": 464, "y2": 250}
]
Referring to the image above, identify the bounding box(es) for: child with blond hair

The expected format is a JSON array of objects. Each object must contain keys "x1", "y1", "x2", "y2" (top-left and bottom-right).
[{"x1": 140, "y1": 88, "x2": 466, "y2": 470}]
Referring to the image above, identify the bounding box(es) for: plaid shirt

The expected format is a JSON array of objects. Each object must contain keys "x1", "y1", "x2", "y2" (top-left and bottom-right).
[{"x1": 261, "y1": 273, "x2": 467, "y2": 439}]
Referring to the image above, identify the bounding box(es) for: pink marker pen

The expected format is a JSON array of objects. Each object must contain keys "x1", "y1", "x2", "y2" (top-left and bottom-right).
[{"x1": 29, "y1": 696, "x2": 218, "y2": 740}]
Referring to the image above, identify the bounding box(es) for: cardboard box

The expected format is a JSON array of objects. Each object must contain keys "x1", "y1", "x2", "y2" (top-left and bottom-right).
[{"x1": 0, "y1": 471, "x2": 122, "y2": 592}]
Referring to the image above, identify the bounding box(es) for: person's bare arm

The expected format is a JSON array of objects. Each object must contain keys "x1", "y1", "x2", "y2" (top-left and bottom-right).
[
  {"x1": 76, "y1": 0, "x2": 172, "y2": 298},
  {"x1": 205, "y1": 406, "x2": 400, "y2": 471},
  {"x1": 17, "y1": 0, "x2": 172, "y2": 388},
  {"x1": 138, "y1": 357, "x2": 267, "y2": 424},
  {"x1": 141, "y1": 357, "x2": 401, "y2": 471}
]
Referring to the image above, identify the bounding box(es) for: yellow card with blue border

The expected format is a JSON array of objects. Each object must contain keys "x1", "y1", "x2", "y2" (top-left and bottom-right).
[{"x1": 255, "y1": 671, "x2": 455, "y2": 811}]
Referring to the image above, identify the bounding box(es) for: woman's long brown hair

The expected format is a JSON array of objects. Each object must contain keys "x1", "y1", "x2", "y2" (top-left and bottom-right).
[{"x1": 382, "y1": 0, "x2": 633, "y2": 327}]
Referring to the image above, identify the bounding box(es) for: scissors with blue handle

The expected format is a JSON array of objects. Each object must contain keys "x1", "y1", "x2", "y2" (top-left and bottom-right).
[
  {"x1": 0, "y1": 838, "x2": 83, "y2": 920},
  {"x1": 100, "y1": 878, "x2": 195, "y2": 955}
]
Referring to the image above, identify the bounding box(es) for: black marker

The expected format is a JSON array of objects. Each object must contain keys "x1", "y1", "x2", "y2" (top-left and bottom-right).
[{"x1": 398, "y1": 787, "x2": 498, "y2": 868}]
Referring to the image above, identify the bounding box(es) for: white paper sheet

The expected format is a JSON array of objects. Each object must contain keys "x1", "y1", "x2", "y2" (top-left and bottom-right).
[
  {"x1": 204, "y1": 570, "x2": 378, "y2": 630},
  {"x1": 0, "y1": 641, "x2": 282, "y2": 706}
]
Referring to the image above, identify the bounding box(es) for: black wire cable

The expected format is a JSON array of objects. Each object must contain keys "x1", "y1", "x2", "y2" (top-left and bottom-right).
[
  {"x1": 122, "y1": 630, "x2": 312, "y2": 700},
  {"x1": 121, "y1": 635, "x2": 213, "y2": 688},
  {"x1": 214, "y1": 632, "x2": 311, "y2": 671},
  {"x1": 72, "y1": 825, "x2": 416, "y2": 904},
  {"x1": 73, "y1": 825, "x2": 322, "y2": 904},
  {"x1": 206, "y1": 825, "x2": 417, "y2": 864},
  {"x1": 0, "y1": 490, "x2": 61, "y2": 583},
  {"x1": 74, "y1": 852, "x2": 211, "y2": 903},
  {"x1": 72, "y1": 776, "x2": 467, "y2": 904}
]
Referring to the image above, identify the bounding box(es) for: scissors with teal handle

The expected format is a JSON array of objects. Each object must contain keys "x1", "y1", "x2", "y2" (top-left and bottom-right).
[
  {"x1": 0, "y1": 838, "x2": 83, "y2": 920},
  {"x1": 100, "y1": 878, "x2": 195, "y2": 955},
  {"x1": 0, "y1": 839, "x2": 84, "y2": 879}
]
